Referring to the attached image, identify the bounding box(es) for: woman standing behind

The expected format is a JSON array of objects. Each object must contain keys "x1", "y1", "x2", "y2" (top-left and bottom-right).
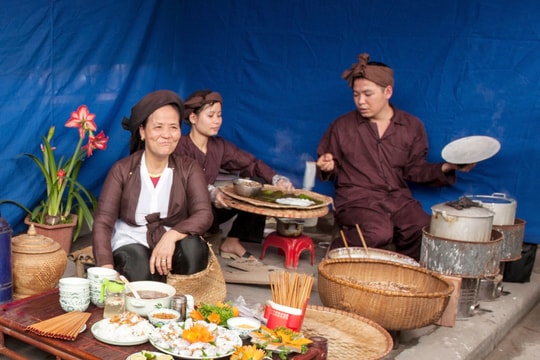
[
  {"x1": 92, "y1": 90, "x2": 213, "y2": 281},
  {"x1": 176, "y1": 89, "x2": 293, "y2": 260}
]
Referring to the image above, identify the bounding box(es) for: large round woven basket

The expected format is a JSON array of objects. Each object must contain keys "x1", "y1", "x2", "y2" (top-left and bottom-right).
[
  {"x1": 302, "y1": 305, "x2": 393, "y2": 359},
  {"x1": 318, "y1": 258, "x2": 453, "y2": 330}
]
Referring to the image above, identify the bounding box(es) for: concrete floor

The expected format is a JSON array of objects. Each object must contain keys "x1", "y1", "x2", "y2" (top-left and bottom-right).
[{"x1": 3, "y1": 212, "x2": 540, "y2": 359}]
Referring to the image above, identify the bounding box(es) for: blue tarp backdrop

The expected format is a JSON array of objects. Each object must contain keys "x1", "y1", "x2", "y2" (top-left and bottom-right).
[{"x1": 1, "y1": 0, "x2": 539, "y2": 244}]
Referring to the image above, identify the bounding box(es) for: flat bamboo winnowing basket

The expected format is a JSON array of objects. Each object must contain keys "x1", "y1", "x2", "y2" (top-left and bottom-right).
[
  {"x1": 302, "y1": 305, "x2": 393, "y2": 359},
  {"x1": 317, "y1": 258, "x2": 454, "y2": 330}
]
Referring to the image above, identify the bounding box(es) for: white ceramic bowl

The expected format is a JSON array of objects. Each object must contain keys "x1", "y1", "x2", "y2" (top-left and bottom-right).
[
  {"x1": 227, "y1": 316, "x2": 261, "y2": 338},
  {"x1": 148, "y1": 308, "x2": 181, "y2": 327},
  {"x1": 124, "y1": 281, "x2": 176, "y2": 317}
]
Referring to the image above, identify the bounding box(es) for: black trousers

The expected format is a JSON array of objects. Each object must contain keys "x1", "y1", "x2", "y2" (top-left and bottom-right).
[
  {"x1": 113, "y1": 235, "x2": 209, "y2": 282},
  {"x1": 213, "y1": 207, "x2": 266, "y2": 243}
]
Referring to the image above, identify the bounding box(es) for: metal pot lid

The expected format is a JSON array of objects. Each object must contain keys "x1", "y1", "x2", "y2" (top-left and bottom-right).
[
  {"x1": 465, "y1": 194, "x2": 515, "y2": 205},
  {"x1": 431, "y1": 202, "x2": 495, "y2": 218}
]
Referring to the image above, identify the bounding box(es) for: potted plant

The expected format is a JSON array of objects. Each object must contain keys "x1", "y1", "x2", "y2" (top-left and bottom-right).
[{"x1": 1, "y1": 105, "x2": 108, "y2": 253}]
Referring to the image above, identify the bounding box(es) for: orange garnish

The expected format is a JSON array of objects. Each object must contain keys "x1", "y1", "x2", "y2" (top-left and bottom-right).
[
  {"x1": 190, "y1": 309, "x2": 204, "y2": 321},
  {"x1": 182, "y1": 323, "x2": 215, "y2": 343},
  {"x1": 230, "y1": 345, "x2": 266, "y2": 360},
  {"x1": 207, "y1": 312, "x2": 221, "y2": 324}
]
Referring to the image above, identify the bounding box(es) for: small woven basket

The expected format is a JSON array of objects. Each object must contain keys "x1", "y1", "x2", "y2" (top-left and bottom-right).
[
  {"x1": 318, "y1": 258, "x2": 453, "y2": 330},
  {"x1": 167, "y1": 244, "x2": 226, "y2": 305}
]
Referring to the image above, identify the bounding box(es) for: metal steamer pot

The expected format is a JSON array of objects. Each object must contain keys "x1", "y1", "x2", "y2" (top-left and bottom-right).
[
  {"x1": 430, "y1": 202, "x2": 495, "y2": 242},
  {"x1": 466, "y1": 193, "x2": 517, "y2": 226}
]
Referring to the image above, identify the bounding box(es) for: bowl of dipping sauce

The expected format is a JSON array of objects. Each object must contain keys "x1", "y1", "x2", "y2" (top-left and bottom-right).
[
  {"x1": 227, "y1": 316, "x2": 261, "y2": 338},
  {"x1": 124, "y1": 281, "x2": 176, "y2": 317},
  {"x1": 148, "y1": 308, "x2": 181, "y2": 327}
]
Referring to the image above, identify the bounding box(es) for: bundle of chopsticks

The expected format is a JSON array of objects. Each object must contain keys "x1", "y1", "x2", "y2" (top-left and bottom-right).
[
  {"x1": 269, "y1": 271, "x2": 314, "y2": 309},
  {"x1": 26, "y1": 311, "x2": 91, "y2": 341}
]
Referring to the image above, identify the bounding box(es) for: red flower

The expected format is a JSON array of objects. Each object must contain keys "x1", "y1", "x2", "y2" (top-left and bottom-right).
[
  {"x1": 82, "y1": 131, "x2": 109, "y2": 157},
  {"x1": 65, "y1": 105, "x2": 97, "y2": 138},
  {"x1": 56, "y1": 169, "x2": 66, "y2": 186}
]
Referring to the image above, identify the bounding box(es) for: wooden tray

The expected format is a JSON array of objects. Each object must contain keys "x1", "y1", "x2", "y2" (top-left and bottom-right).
[
  {"x1": 220, "y1": 184, "x2": 333, "y2": 210},
  {"x1": 224, "y1": 197, "x2": 330, "y2": 219}
]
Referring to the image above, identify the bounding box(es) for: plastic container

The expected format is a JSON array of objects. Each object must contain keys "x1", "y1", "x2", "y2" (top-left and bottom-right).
[{"x1": 264, "y1": 300, "x2": 307, "y2": 332}]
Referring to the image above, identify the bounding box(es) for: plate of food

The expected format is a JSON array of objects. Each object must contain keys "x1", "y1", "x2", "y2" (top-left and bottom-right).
[
  {"x1": 441, "y1": 135, "x2": 500, "y2": 164},
  {"x1": 91, "y1": 312, "x2": 153, "y2": 346},
  {"x1": 148, "y1": 319, "x2": 242, "y2": 359},
  {"x1": 249, "y1": 325, "x2": 312, "y2": 355},
  {"x1": 221, "y1": 185, "x2": 332, "y2": 209},
  {"x1": 126, "y1": 350, "x2": 174, "y2": 360}
]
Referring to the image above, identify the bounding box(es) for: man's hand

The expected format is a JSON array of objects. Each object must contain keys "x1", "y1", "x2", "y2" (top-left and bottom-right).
[
  {"x1": 316, "y1": 153, "x2": 335, "y2": 172},
  {"x1": 442, "y1": 162, "x2": 476, "y2": 173}
]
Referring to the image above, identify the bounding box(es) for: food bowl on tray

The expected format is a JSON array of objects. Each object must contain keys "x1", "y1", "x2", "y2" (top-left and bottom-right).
[
  {"x1": 326, "y1": 247, "x2": 419, "y2": 267},
  {"x1": 317, "y1": 258, "x2": 454, "y2": 330},
  {"x1": 148, "y1": 308, "x2": 181, "y2": 327},
  {"x1": 124, "y1": 281, "x2": 176, "y2": 317},
  {"x1": 226, "y1": 316, "x2": 261, "y2": 338},
  {"x1": 232, "y1": 178, "x2": 263, "y2": 197}
]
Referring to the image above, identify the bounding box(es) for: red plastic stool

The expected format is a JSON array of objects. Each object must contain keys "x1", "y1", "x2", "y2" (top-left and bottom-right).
[{"x1": 260, "y1": 231, "x2": 315, "y2": 269}]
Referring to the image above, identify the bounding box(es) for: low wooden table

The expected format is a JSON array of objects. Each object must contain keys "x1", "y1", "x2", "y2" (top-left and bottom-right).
[{"x1": 0, "y1": 289, "x2": 149, "y2": 360}]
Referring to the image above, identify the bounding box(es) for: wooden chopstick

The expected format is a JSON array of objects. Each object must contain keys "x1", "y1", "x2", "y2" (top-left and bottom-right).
[
  {"x1": 355, "y1": 224, "x2": 370, "y2": 256},
  {"x1": 340, "y1": 230, "x2": 352, "y2": 258}
]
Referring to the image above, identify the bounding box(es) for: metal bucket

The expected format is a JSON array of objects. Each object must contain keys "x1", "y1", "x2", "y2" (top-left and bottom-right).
[
  {"x1": 478, "y1": 274, "x2": 503, "y2": 301},
  {"x1": 457, "y1": 278, "x2": 480, "y2": 319},
  {"x1": 467, "y1": 193, "x2": 517, "y2": 226},
  {"x1": 493, "y1": 219, "x2": 526, "y2": 262},
  {"x1": 420, "y1": 227, "x2": 503, "y2": 277},
  {"x1": 0, "y1": 212, "x2": 13, "y2": 304}
]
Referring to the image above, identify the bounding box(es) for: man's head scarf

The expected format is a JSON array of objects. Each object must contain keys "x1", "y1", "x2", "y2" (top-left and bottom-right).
[
  {"x1": 341, "y1": 53, "x2": 394, "y2": 88},
  {"x1": 183, "y1": 91, "x2": 223, "y2": 120},
  {"x1": 121, "y1": 90, "x2": 184, "y2": 154}
]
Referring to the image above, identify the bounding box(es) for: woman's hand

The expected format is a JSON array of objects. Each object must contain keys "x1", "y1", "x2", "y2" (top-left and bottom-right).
[
  {"x1": 149, "y1": 229, "x2": 184, "y2": 275},
  {"x1": 275, "y1": 177, "x2": 294, "y2": 191},
  {"x1": 214, "y1": 188, "x2": 231, "y2": 209}
]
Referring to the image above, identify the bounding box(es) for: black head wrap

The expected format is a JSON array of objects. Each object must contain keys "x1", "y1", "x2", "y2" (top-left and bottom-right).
[
  {"x1": 183, "y1": 90, "x2": 223, "y2": 124},
  {"x1": 341, "y1": 53, "x2": 394, "y2": 88},
  {"x1": 122, "y1": 90, "x2": 184, "y2": 154}
]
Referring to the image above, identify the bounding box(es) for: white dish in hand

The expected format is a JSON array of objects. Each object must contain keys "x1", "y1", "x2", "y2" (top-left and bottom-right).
[{"x1": 441, "y1": 135, "x2": 500, "y2": 164}]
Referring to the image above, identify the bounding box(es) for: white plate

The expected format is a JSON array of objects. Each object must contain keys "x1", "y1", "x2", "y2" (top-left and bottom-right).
[
  {"x1": 441, "y1": 136, "x2": 500, "y2": 164},
  {"x1": 148, "y1": 321, "x2": 242, "y2": 359},
  {"x1": 149, "y1": 339, "x2": 235, "y2": 359},
  {"x1": 275, "y1": 197, "x2": 315, "y2": 207},
  {"x1": 126, "y1": 351, "x2": 172, "y2": 360},
  {"x1": 91, "y1": 318, "x2": 148, "y2": 346}
]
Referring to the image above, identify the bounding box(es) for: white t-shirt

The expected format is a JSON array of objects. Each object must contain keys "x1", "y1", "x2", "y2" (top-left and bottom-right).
[{"x1": 111, "y1": 152, "x2": 172, "y2": 251}]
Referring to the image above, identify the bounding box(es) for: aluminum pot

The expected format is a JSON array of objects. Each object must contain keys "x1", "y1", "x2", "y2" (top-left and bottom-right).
[
  {"x1": 430, "y1": 202, "x2": 495, "y2": 242},
  {"x1": 276, "y1": 218, "x2": 304, "y2": 237},
  {"x1": 466, "y1": 193, "x2": 517, "y2": 226},
  {"x1": 124, "y1": 281, "x2": 176, "y2": 317}
]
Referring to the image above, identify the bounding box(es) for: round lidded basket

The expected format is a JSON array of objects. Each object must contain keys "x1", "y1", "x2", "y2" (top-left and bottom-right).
[
  {"x1": 11, "y1": 224, "x2": 67, "y2": 299},
  {"x1": 317, "y1": 258, "x2": 453, "y2": 330}
]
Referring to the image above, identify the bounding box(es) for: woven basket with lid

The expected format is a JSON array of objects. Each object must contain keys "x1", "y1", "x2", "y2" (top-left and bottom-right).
[{"x1": 12, "y1": 224, "x2": 67, "y2": 299}]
